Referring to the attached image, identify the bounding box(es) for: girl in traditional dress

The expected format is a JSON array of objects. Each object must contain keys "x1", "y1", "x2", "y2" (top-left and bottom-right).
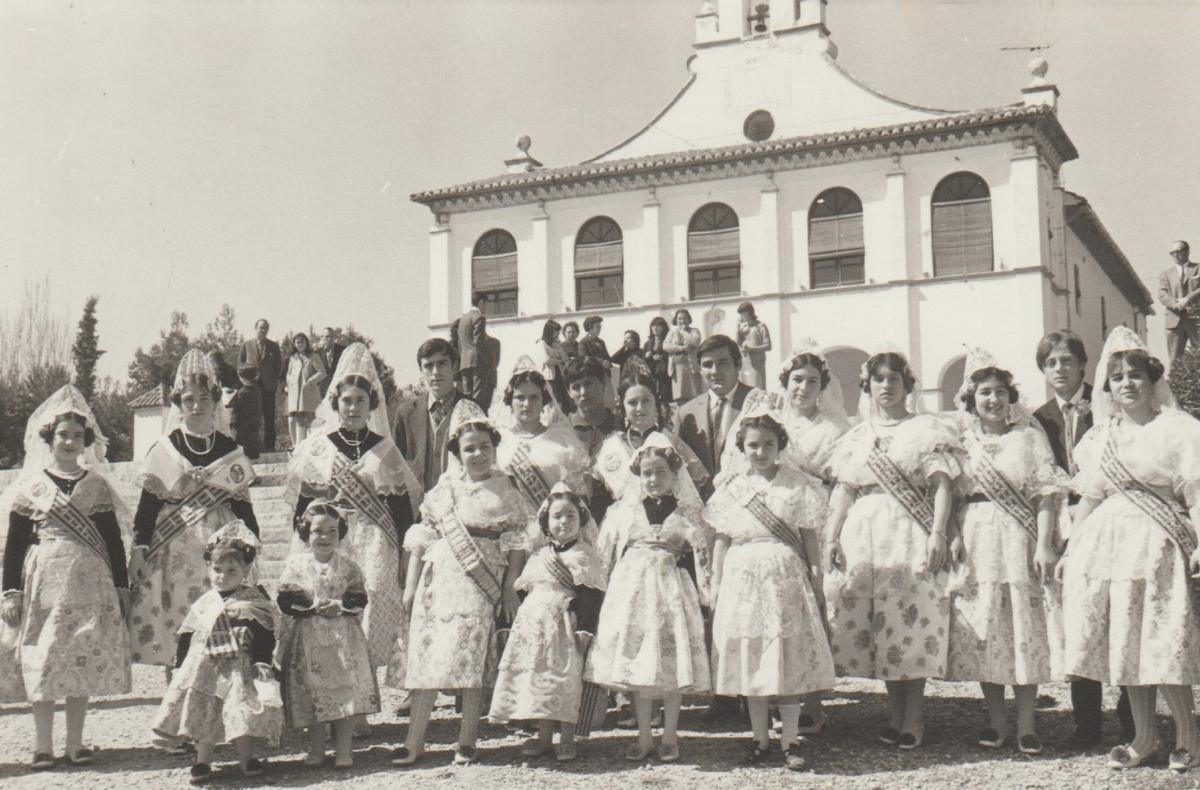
[
  {"x1": 663, "y1": 308, "x2": 703, "y2": 403},
  {"x1": 392, "y1": 403, "x2": 530, "y2": 767},
  {"x1": 944, "y1": 348, "x2": 1066, "y2": 755},
  {"x1": 0, "y1": 386, "x2": 131, "y2": 770},
  {"x1": 287, "y1": 343, "x2": 419, "y2": 668},
  {"x1": 277, "y1": 500, "x2": 379, "y2": 769},
  {"x1": 127, "y1": 349, "x2": 259, "y2": 668},
  {"x1": 824, "y1": 350, "x2": 961, "y2": 749},
  {"x1": 1058, "y1": 328, "x2": 1200, "y2": 772},
  {"x1": 587, "y1": 432, "x2": 712, "y2": 763},
  {"x1": 594, "y1": 373, "x2": 711, "y2": 505},
  {"x1": 705, "y1": 405, "x2": 834, "y2": 770},
  {"x1": 151, "y1": 522, "x2": 281, "y2": 784},
  {"x1": 488, "y1": 483, "x2": 606, "y2": 762}
]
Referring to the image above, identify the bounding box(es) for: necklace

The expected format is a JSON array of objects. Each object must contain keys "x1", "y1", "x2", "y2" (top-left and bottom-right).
[
  {"x1": 338, "y1": 427, "x2": 367, "y2": 446},
  {"x1": 181, "y1": 428, "x2": 215, "y2": 456}
]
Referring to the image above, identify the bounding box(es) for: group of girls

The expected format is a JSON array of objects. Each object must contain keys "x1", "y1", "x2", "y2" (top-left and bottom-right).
[{"x1": 5, "y1": 325, "x2": 1200, "y2": 781}]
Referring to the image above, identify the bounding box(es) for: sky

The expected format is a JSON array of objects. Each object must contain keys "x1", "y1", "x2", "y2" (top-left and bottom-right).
[{"x1": 1, "y1": 0, "x2": 1197, "y2": 387}]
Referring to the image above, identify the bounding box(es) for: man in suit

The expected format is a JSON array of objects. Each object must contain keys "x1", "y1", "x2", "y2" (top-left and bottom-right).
[
  {"x1": 238, "y1": 318, "x2": 282, "y2": 452},
  {"x1": 392, "y1": 338, "x2": 469, "y2": 494},
  {"x1": 1158, "y1": 240, "x2": 1200, "y2": 365},
  {"x1": 450, "y1": 291, "x2": 489, "y2": 407},
  {"x1": 675, "y1": 334, "x2": 757, "y2": 725},
  {"x1": 1032, "y1": 330, "x2": 1134, "y2": 749},
  {"x1": 319, "y1": 326, "x2": 346, "y2": 394},
  {"x1": 478, "y1": 334, "x2": 501, "y2": 413}
]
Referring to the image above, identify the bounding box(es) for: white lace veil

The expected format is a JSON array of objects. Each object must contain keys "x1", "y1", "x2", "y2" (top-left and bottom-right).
[
  {"x1": 1090, "y1": 326, "x2": 1175, "y2": 424},
  {"x1": 953, "y1": 345, "x2": 1038, "y2": 427},
  {"x1": 486, "y1": 354, "x2": 566, "y2": 432},
  {"x1": 857, "y1": 344, "x2": 926, "y2": 421},
  {"x1": 311, "y1": 342, "x2": 391, "y2": 438},
  {"x1": 166, "y1": 348, "x2": 232, "y2": 436},
  {"x1": 618, "y1": 430, "x2": 705, "y2": 514},
  {"x1": 780, "y1": 338, "x2": 851, "y2": 431}
]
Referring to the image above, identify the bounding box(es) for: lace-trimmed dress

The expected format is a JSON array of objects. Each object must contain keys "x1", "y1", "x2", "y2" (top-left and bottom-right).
[
  {"x1": 1063, "y1": 411, "x2": 1200, "y2": 685},
  {"x1": 585, "y1": 496, "x2": 712, "y2": 698},
  {"x1": 496, "y1": 424, "x2": 593, "y2": 548},
  {"x1": 704, "y1": 468, "x2": 835, "y2": 700},
  {"x1": 2, "y1": 471, "x2": 131, "y2": 702},
  {"x1": 782, "y1": 412, "x2": 846, "y2": 485},
  {"x1": 276, "y1": 551, "x2": 380, "y2": 729},
  {"x1": 488, "y1": 542, "x2": 606, "y2": 724},
  {"x1": 824, "y1": 415, "x2": 962, "y2": 680},
  {"x1": 945, "y1": 421, "x2": 1068, "y2": 685},
  {"x1": 398, "y1": 472, "x2": 530, "y2": 691}
]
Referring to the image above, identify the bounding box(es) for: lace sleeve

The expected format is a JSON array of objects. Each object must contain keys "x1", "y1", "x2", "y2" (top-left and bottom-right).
[
  {"x1": 1026, "y1": 426, "x2": 1071, "y2": 500},
  {"x1": 1069, "y1": 428, "x2": 1108, "y2": 501},
  {"x1": 403, "y1": 523, "x2": 437, "y2": 554}
]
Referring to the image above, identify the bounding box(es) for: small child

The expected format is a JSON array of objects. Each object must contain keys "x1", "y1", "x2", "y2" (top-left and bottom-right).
[
  {"x1": 704, "y1": 409, "x2": 835, "y2": 770},
  {"x1": 227, "y1": 366, "x2": 264, "y2": 460},
  {"x1": 488, "y1": 482, "x2": 606, "y2": 762},
  {"x1": 277, "y1": 500, "x2": 379, "y2": 769},
  {"x1": 586, "y1": 432, "x2": 712, "y2": 763},
  {"x1": 151, "y1": 521, "x2": 281, "y2": 784}
]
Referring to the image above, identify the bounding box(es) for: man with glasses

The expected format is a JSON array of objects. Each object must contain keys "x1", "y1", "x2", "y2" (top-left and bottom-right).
[{"x1": 1158, "y1": 240, "x2": 1199, "y2": 365}]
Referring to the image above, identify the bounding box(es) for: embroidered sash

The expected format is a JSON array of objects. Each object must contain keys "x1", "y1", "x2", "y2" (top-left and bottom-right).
[
  {"x1": 541, "y1": 545, "x2": 575, "y2": 592},
  {"x1": 433, "y1": 494, "x2": 503, "y2": 607},
  {"x1": 23, "y1": 476, "x2": 112, "y2": 571},
  {"x1": 330, "y1": 451, "x2": 399, "y2": 552},
  {"x1": 146, "y1": 450, "x2": 254, "y2": 561},
  {"x1": 182, "y1": 587, "x2": 274, "y2": 660},
  {"x1": 508, "y1": 442, "x2": 551, "y2": 507},
  {"x1": 972, "y1": 451, "x2": 1038, "y2": 542},
  {"x1": 864, "y1": 442, "x2": 935, "y2": 534},
  {"x1": 1100, "y1": 433, "x2": 1197, "y2": 558},
  {"x1": 743, "y1": 486, "x2": 828, "y2": 636}
]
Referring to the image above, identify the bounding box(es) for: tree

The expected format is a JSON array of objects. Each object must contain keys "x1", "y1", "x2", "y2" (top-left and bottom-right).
[
  {"x1": 91, "y1": 377, "x2": 134, "y2": 462},
  {"x1": 127, "y1": 311, "x2": 191, "y2": 395},
  {"x1": 1170, "y1": 349, "x2": 1200, "y2": 421},
  {"x1": 198, "y1": 303, "x2": 243, "y2": 355},
  {"x1": 72, "y1": 295, "x2": 104, "y2": 400}
]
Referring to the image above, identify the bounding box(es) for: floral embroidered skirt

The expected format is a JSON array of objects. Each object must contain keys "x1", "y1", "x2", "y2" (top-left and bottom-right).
[
  {"x1": 14, "y1": 538, "x2": 131, "y2": 701},
  {"x1": 489, "y1": 586, "x2": 583, "y2": 724},
  {"x1": 825, "y1": 493, "x2": 949, "y2": 681},
  {"x1": 342, "y1": 518, "x2": 404, "y2": 667},
  {"x1": 1063, "y1": 497, "x2": 1200, "y2": 686},
  {"x1": 945, "y1": 501, "x2": 1061, "y2": 685},
  {"x1": 585, "y1": 546, "x2": 710, "y2": 697},
  {"x1": 712, "y1": 541, "x2": 834, "y2": 699},
  {"x1": 152, "y1": 653, "x2": 282, "y2": 747},
  {"x1": 279, "y1": 616, "x2": 380, "y2": 729}
]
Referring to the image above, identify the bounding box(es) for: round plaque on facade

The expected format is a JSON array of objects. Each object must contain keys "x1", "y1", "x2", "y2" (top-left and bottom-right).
[{"x1": 743, "y1": 110, "x2": 775, "y2": 142}]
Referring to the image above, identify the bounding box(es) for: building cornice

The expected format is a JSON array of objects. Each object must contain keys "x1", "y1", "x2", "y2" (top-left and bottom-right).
[
  {"x1": 412, "y1": 105, "x2": 1077, "y2": 216},
  {"x1": 1063, "y1": 191, "x2": 1154, "y2": 312}
]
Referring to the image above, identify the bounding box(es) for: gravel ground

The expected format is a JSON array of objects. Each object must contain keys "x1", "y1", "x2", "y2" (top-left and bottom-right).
[{"x1": 1, "y1": 668, "x2": 1198, "y2": 789}]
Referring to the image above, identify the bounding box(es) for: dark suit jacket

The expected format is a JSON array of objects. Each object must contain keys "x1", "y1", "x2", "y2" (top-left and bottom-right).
[
  {"x1": 238, "y1": 338, "x2": 282, "y2": 391},
  {"x1": 453, "y1": 308, "x2": 487, "y2": 370},
  {"x1": 1159, "y1": 263, "x2": 1200, "y2": 330},
  {"x1": 392, "y1": 389, "x2": 466, "y2": 492},
  {"x1": 482, "y1": 336, "x2": 501, "y2": 386},
  {"x1": 1033, "y1": 383, "x2": 1093, "y2": 472},
  {"x1": 676, "y1": 381, "x2": 755, "y2": 478}
]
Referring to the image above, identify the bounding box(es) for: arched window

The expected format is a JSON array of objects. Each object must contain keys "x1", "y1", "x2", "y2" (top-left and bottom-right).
[
  {"x1": 808, "y1": 188, "x2": 865, "y2": 288},
  {"x1": 823, "y1": 346, "x2": 869, "y2": 417},
  {"x1": 574, "y1": 217, "x2": 624, "y2": 309},
  {"x1": 472, "y1": 230, "x2": 518, "y2": 318},
  {"x1": 687, "y1": 202, "x2": 741, "y2": 299},
  {"x1": 939, "y1": 354, "x2": 966, "y2": 412},
  {"x1": 932, "y1": 172, "x2": 993, "y2": 276}
]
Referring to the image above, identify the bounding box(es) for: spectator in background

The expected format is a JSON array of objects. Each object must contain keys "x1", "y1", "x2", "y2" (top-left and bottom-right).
[
  {"x1": 561, "y1": 321, "x2": 581, "y2": 360},
  {"x1": 612, "y1": 329, "x2": 649, "y2": 383},
  {"x1": 736, "y1": 301, "x2": 772, "y2": 389},
  {"x1": 451, "y1": 291, "x2": 490, "y2": 407},
  {"x1": 535, "y1": 319, "x2": 571, "y2": 410},
  {"x1": 239, "y1": 319, "x2": 282, "y2": 452},
  {"x1": 643, "y1": 316, "x2": 673, "y2": 409},
  {"x1": 284, "y1": 332, "x2": 326, "y2": 448},
  {"x1": 664, "y1": 308, "x2": 703, "y2": 404},
  {"x1": 392, "y1": 338, "x2": 470, "y2": 493},
  {"x1": 578, "y1": 315, "x2": 614, "y2": 407},
  {"x1": 320, "y1": 327, "x2": 347, "y2": 394},
  {"x1": 1158, "y1": 240, "x2": 1200, "y2": 366},
  {"x1": 228, "y1": 365, "x2": 264, "y2": 460}
]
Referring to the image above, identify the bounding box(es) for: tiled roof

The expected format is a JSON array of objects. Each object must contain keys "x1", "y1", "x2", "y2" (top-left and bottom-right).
[
  {"x1": 127, "y1": 388, "x2": 164, "y2": 409},
  {"x1": 1064, "y1": 191, "x2": 1154, "y2": 311},
  {"x1": 412, "y1": 104, "x2": 1076, "y2": 210}
]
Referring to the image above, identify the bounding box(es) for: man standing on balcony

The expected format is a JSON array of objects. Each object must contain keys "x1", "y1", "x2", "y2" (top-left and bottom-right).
[{"x1": 451, "y1": 291, "x2": 490, "y2": 407}]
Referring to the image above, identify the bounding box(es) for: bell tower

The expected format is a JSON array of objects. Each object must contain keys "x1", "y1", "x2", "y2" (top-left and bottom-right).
[{"x1": 695, "y1": 0, "x2": 829, "y2": 46}]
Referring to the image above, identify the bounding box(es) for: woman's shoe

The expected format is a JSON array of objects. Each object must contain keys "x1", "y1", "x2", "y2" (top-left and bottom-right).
[
  {"x1": 188, "y1": 763, "x2": 212, "y2": 785},
  {"x1": 1108, "y1": 742, "x2": 1158, "y2": 770},
  {"x1": 302, "y1": 752, "x2": 326, "y2": 767},
  {"x1": 624, "y1": 742, "x2": 654, "y2": 762},
  {"x1": 556, "y1": 743, "x2": 578, "y2": 762},
  {"x1": 66, "y1": 747, "x2": 95, "y2": 766},
  {"x1": 333, "y1": 755, "x2": 353, "y2": 770},
  {"x1": 977, "y1": 728, "x2": 1007, "y2": 749},
  {"x1": 878, "y1": 727, "x2": 901, "y2": 746},
  {"x1": 657, "y1": 741, "x2": 680, "y2": 763},
  {"x1": 1018, "y1": 734, "x2": 1043, "y2": 756},
  {"x1": 520, "y1": 738, "x2": 552, "y2": 758},
  {"x1": 796, "y1": 714, "x2": 828, "y2": 736},
  {"x1": 783, "y1": 744, "x2": 806, "y2": 772},
  {"x1": 30, "y1": 752, "x2": 54, "y2": 771},
  {"x1": 743, "y1": 741, "x2": 771, "y2": 765},
  {"x1": 1169, "y1": 748, "x2": 1197, "y2": 773},
  {"x1": 241, "y1": 758, "x2": 265, "y2": 777},
  {"x1": 390, "y1": 746, "x2": 423, "y2": 767},
  {"x1": 897, "y1": 731, "x2": 924, "y2": 750},
  {"x1": 453, "y1": 745, "x2": 478, "y2": 765}
]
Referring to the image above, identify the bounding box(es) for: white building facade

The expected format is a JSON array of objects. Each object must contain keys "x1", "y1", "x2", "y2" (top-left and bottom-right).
[{"x1": 412, "y1": 0, "x2": 1151, "y2": 414}]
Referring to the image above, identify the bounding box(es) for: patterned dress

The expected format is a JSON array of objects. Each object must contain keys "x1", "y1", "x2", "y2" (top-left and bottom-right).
[
  {"x1": 1063, "y1": 410, "x2": 1200, "y2": 685},
  {"x1": 289, "y1": 431, "x2": 416, "y2": 666},
  {"x1": 276, "y1": 551, "x2": 380, "y2": 729},
  {"x1": 2, "y1": 470, "x2": 131, "y2": 702},
  {"x1": 399, "y1": 472, "x2": 529, "y2": 691},
  {"x1": 704, "y1": 467, "x2": 835, "y2": 700},
  {"x1": 488, "y1": 542, "x2": 606, "y2": 724},
  {"x1": 945, "y1": 419, "x2": 1068, "y2": 685},
  {"x1": 152, "y1": 585, "x2": 282, "y2": 746},
  {"x1": 127, "y1": 431, "x2": 258, "y2": 666},
  {"x1": 585, "y1": 496, "x2": 712, "y2": 698},
  {"x1": 824, "y1": 415, "x2": 962, "y2": 680},
  {"x1": 496, "y1": 423, "x2": 592, "y2": 547}
]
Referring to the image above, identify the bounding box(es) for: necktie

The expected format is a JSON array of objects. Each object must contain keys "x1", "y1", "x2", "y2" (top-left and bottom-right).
[
  {"x1": 431, "y1": 399, "x2": 445, "y2": 427},
  {"x1": 1061, "y1": 402, "x2": 1076, "y2": 474},
  {"x1": 711, "y1": 396, "x2": 728, "y2": 456}
]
